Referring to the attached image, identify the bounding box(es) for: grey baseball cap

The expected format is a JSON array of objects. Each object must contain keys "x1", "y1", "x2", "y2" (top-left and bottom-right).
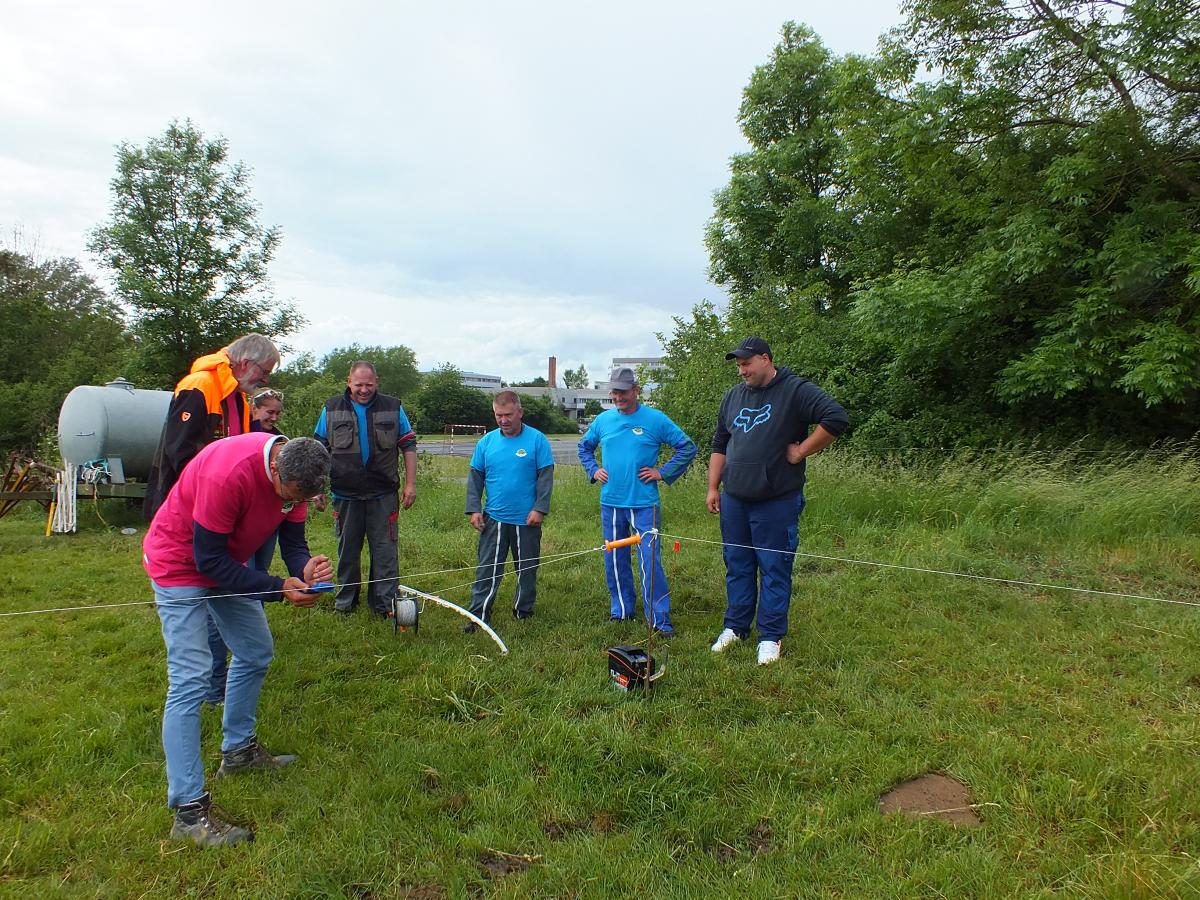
[{"x1": 607, "y1": 366, "x2": 638, "y2": 390}]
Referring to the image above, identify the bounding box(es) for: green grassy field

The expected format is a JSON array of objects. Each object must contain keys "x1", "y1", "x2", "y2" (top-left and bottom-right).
[{"x1": 2, "y1": 451, "x2": 1199, "y2": 898}]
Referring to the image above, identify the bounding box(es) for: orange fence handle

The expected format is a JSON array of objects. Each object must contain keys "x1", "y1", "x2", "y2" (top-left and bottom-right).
[{"x1": 604, "y1": 533, "x2": 643, "y2": 552}]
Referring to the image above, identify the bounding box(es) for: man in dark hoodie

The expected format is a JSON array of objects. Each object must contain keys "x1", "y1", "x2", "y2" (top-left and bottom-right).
[{"x1": 706, "y1": 337, "x2": 848, "y2": 665}]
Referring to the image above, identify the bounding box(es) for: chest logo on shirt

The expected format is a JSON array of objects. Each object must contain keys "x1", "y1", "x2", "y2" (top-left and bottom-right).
[
  {"x1": 632, "y1": 427, "x2": 644, "y2": 435},
  {"x1": 180, "y1": 411, "x2": 191, "y2": 422},
  {"x1": 515, "y1": 448, "x2": 528, "y2": 457},
  {"x1": 733, "y1": 404, "x2": 772, "y2": 433}
]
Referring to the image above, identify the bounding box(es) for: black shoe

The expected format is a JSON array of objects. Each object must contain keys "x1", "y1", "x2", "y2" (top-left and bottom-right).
[
  {"x1": 333, "y1": 605, "x2": 354, "y2": 615},
  {"x1": 653, "y1": 629, "x2": 676, "y2": 641},
  {"x1": 513, "y1": 611, "x2": 534, "y2": 620},
  {"x1": 609, "y1": 615, "x2": 632, "y2": 622},
  {"x1": 170, "y1": 792, "x2": 253, "y2": 847},
  {"x1": 215, "y1": 736, "x2": 297, "y2": 778},
  {"x1": 463, "y1": 622, "x2": 479, "y2": 634}
]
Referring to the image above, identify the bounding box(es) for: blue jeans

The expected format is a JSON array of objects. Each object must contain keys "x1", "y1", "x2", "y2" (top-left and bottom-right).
[
  {"x1": 600, "y1": 504, "x2": 672, "y2": 631},
  {"x1": 153, "y1": 580, "x2": 275, "y2": 808},
  {"x1": 719, "y1": 490, "x2": 805, "y2": 642},
  {"x1": 205, "y1": 614, "x2": 229, "y2": 703},
  {"x1": 206, "y1": 537, "x2": 275, "y2": 701}
]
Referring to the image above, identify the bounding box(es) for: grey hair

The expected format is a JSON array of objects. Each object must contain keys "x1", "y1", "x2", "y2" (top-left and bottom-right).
[
  {"x1": 276, "y1": 437, "x2": 329, "y2": 497},
  {"x1": 493, "y1": 390, "x2": 522, "y2": 408},
  {"x1": 348, "y1": 360, "x2": 378, "y2": 378},
  {"x1": 226, "y1": 333, "x2": 281, "y2": 370}
]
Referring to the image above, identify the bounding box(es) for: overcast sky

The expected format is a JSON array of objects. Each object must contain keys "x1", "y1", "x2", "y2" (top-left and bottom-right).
[{"x1": 2, "y1": 1, "x2": 902, "y2": 387}]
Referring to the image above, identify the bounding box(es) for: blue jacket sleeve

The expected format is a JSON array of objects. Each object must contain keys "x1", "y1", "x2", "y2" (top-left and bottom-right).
[
  {"x1": 577, "y1": 424, "x2": 601, "y2": 481},
  {"x1": 194, "y1": 524, "x2": 286, "y2": 601},
  {"x1": 656, "y1": 417, "x2": 697, "y2": 485}
]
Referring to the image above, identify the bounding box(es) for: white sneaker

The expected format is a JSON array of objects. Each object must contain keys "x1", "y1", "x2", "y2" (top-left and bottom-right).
[
  {"x1": 711, "y1": 628, "x2": 741, "y2": 653},
  {"x1": 757, "y1": 640, "x2": 781, "y2": 666}
]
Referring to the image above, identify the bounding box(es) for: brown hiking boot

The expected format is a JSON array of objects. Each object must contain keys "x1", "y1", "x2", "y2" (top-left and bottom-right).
[
  {"x1": 169, "y1": 792, "x2": 253, "y2": 847},
  {"x1": 215, "y1": 736, "x2": 297, "y2": 778}
]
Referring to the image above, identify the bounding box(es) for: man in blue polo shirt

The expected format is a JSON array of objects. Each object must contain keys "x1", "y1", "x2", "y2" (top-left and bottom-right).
[
  {"x1": 464, "y1": 390, "x2": 554, "y2": 628},
  {"x1": 578, "y1": 366, "x2": 696, "y2": 635},
  {"x1": 314, "y1": 360, "x2": 418, "y2": 617}
]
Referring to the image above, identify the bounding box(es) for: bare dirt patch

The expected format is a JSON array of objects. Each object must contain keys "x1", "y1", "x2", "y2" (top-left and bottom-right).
[
  {"x1": 879, "y1": 773, "x2": 981, "y2": 826},
  {"x1": 541, "y1": 818, "x2": 586, "y2": 840},
  {"x1": 398, "y1": 887, "x2": 446, "y2": 899},
  {"x1": 478, "y1": 849, "x2": 541, "y2": 878}
]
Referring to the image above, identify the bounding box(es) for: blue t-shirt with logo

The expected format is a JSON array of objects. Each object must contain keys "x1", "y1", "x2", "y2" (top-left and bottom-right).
[
  {"x1": 470, "y1": 425, "x2": 554, "y2": 525},
  {"x1": 577, "y1": 405, "x2": 696, "y2": 508}
]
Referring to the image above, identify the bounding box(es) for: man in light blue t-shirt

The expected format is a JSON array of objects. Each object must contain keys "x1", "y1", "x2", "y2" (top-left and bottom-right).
[
  {"x1": 464, "y1": 390, "x2": 554, "y2": 629},
  {"x1": 577, "y1": 367, "x2": 696, "y2": 635}
]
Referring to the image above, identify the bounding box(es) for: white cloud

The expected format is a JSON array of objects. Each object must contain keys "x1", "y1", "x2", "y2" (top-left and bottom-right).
[{"x1": 2, "y1": 0, "x2": 903, "y2": 385}]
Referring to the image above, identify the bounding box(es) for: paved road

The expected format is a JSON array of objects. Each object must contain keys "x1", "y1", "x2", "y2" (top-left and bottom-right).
[{"x1": 421, "y1": 436, "x2": 583, "y2": 465}]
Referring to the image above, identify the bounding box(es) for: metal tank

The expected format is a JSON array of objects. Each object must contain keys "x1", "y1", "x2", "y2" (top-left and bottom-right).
[{"x1": 57, "y1": 378, "x2": 171, "y2": 483}]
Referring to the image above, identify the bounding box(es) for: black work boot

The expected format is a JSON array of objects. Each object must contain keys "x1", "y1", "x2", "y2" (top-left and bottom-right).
[
  {"x1": 215, "y1": 735, "x2": 297, "y2": 778},
  {"x1": 170, "y1": 792, "x2": 253, "y2": 847}
]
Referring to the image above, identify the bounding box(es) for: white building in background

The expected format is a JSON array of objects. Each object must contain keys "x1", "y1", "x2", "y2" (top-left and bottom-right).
[
  {"x1": 510, "y1": 386, "x2": 614, "y2": 422},
  {"x1": 461, "y1": 371, "x2": 502, "y2": 391},
  {"x1": 419, "y1": 370, "x2": 503, "y2": 392},
  {"x1": 433, "y1": 355, "x2": 666, "y2": 423}
]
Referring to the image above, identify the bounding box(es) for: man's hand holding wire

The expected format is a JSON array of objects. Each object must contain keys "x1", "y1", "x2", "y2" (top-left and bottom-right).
[{"x1": 282, "y1": 577, "x2": 319, "y2": 607}]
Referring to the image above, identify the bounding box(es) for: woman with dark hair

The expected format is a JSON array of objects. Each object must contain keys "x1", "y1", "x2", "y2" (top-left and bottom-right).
[{"x1": 248, "y1": 389, "x2": 285, "y2": 572}]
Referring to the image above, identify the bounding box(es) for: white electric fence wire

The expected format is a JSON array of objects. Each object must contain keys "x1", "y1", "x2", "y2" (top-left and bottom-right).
[
  {"x1": 657, "y1": 531, "x2": 1200, "y2": 609},
  {"x1": 4, "y1": 527, "x2": 1190, "y2": 617},
  {"x1": 0, "y1": 545, "x2": 603, "y2": 618}
]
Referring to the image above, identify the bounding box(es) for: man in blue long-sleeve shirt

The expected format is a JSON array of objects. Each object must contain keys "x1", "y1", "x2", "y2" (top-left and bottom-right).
[
  {"x1": 578, "y1": 366, "x2": 696, "y2": 635},
  {"x1": 707, "y1": 337, "x2": 849, "y2": 666}
]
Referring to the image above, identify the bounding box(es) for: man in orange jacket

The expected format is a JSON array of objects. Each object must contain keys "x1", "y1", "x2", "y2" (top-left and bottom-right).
[{"x1": 143, "y1": 333, "x2": 281, "y2": 521}]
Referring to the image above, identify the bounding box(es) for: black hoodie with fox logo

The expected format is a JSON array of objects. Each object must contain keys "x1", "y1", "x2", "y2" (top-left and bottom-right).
[{"x1": 710, "y1": 366, "x2": 848, "y2": 501}]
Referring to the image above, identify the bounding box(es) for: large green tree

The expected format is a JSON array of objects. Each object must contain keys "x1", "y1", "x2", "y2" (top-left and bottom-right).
[
  {"x1": 88, "y1": 120, "x2": 303, "y2": 387},
  {"x1": 311, "y1": 344, "x2": 420, "y2": 398},
  {"x1": 661, "y1": 7, "x2": 1200, "y2": 449},
  {"x1": 270, "y1": 343, "x2": 421, "y2": 438},
  {"x1": 0, "y1": 248, "x2": 129, "y2": 454},
  {"x1": 411, "y1": 365, "x2": 493, "y2": 434},
  {"x1": 878, "y1": 0, "x2": 1200, "y2": 412},
  {"x1": 562, "y1": 363, "x2": 590, "y2": 389}
]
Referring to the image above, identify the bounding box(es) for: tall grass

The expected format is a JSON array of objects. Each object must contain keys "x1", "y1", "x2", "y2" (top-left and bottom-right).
[{"x1": 1, "y1": 449, "x2": 1198, "y2": 897}]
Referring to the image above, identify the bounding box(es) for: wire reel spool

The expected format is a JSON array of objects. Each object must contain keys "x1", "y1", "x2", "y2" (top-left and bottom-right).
[{"x1": 391, "y1": 594, "x2": 420, "y2": 634}]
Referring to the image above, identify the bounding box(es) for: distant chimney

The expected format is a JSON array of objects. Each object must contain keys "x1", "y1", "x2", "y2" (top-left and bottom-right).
[{"x1": 548, "y1": 356, "x2": 557, "y2": 388}]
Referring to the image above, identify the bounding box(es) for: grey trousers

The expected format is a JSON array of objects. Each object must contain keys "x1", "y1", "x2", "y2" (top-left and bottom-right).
[
  {"x1": 469, "y1": 517, "x2": 542, "y2": 621},
  {"x1": 332, "y1": 495, "x2": 399, "y2": 614}
]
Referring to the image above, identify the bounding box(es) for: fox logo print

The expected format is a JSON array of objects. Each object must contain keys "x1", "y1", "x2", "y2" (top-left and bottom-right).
[{"x1": 733, "y1": 404, "x2": 772, "y2": 433}]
